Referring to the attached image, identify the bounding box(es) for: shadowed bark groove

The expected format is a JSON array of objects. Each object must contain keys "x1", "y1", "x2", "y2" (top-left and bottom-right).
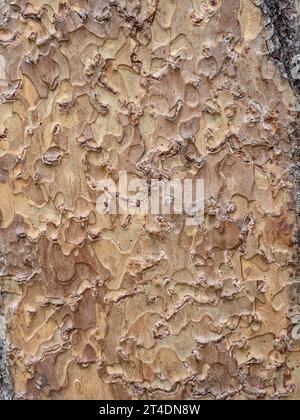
[
  {"x1": 0, "y1": 338, "x2": 13, "y2": 400},
  {"x1": 261, "y1": 0, "x2": 300, "y2": 98}
]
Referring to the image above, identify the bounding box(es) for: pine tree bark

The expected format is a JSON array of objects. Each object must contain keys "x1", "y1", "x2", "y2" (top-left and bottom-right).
[{"x1": 0, "y1": 0, "x2": 299, "y2": 400}]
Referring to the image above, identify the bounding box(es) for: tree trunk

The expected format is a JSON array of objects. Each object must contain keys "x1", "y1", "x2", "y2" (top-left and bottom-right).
[{"x1": 0, "y1": 0, "x2": 299, "y2": 400}]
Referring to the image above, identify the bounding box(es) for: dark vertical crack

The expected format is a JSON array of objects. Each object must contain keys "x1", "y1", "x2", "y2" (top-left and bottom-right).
[
  {"x1": 260, "y1": 0, "x2": 300, "y2": 97},
  {"x1": 0, "y1": 287, "x2": 13, "y2": 399},
  {"x1": 0, "y1": 338, "x2": 13, "y2": 400}
]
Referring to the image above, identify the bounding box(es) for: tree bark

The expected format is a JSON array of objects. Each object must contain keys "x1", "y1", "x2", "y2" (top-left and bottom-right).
[{"x1": 0, "y1": 0, "x2": 299, "y2": 400}]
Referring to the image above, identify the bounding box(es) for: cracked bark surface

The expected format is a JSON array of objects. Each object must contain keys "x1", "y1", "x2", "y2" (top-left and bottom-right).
[{"x1": 0, "y1": 0, "x2": 299, "y2": 400}]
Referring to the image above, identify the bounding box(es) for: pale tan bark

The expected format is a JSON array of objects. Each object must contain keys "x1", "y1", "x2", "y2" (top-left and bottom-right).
[{"x1": 0, "y1": 0, "x2": 299, "y2": 400}]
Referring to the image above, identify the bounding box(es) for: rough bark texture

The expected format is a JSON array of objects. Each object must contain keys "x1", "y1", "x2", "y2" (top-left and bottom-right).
[
  {"x1": 260, "y1": 0, "x2": 300, "y2": 99},
  {"x1": 0, "y1": 0, "x2": 299, "y2": 400}
]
